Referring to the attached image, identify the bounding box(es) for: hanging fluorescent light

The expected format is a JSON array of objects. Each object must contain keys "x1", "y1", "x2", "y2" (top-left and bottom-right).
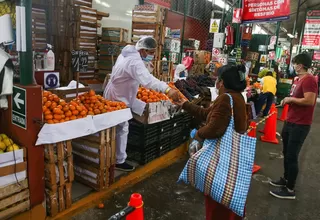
[
  {"x1": 207, "y1": 0, "x2": 230, "y2": 10},
  {"x1": 287, "y1": 33, "x2": 294, "y2": 38},
  {"x1": 101, "y1": 2, "x2": 110, "y2": 7}
]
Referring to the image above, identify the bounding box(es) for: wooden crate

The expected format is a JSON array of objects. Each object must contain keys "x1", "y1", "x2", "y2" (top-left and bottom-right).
[
  {"x1": 131, "y1": 23, "x2": 161, "y2": 43},
  {"x1": 72, "y1": 128, "x2": 116, "y2": 191},
  {"x1": 102, "y1": 28, "x2": 128, "y2": 43},
  {"x1": 0, "y1": 179, "x2": 30, "y2": 220},
  {"x1": 132, "y1": 4, "x2": 165, "y2": 24},
  {"x1": 45, "y1": 182, "x2": 72, "y2": 217},
  {"x1": 49, "y1": 87, "x2": 90, "y2": 102},
  {"x1": 44, "y1": 141, "x2": 74, "y2": 190}
]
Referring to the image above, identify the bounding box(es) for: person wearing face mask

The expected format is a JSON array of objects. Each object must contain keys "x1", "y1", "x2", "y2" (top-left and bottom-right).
[
  {"x1": 103, "y1": 37, "x2": 180, "y2": 172},
  {"x1": 269, "y1": 53, "x2": 317, "y2": 200},
  {"x1": 175, "y1": 64, "x2": 248, "y2": 220}
]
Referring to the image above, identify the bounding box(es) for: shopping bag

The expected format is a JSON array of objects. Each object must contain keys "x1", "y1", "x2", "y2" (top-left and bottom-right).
[{"x1": 178, "y1": 93, "x2": 256, "y2": 217}]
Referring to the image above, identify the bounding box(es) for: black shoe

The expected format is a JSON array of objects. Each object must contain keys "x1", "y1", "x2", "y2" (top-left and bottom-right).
[
  {"x1": 269, "y1": 177, "x2": 287, "y2": 187},
  {"x1": 269, "y1": 187, "x2": 296, "y2": 200},
  {"x1": 115, "y1": 162, "x2": 135, "y2": 172}
]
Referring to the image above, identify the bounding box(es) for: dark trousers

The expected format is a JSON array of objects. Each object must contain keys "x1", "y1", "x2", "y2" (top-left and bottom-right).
[
  {"x1": 255, "y1": 92, "x2": 274, "y2": 117},
  {"x1": 282, "y1": 122, "x2": 311, "y2": 190}
]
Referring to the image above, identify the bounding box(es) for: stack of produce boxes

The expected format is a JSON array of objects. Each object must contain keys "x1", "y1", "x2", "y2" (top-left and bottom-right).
[{"x1": 44, "y1": 141, "x2": 74, "y2": 217}]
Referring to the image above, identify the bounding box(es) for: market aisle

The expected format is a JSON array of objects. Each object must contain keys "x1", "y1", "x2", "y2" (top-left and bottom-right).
[{"x1": 73, "y1": 105, "x2": 320, "y2": 220}]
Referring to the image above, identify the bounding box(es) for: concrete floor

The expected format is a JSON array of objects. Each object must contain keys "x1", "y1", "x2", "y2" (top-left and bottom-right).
[{"x1": 72, "y1": 105, "x2": 320, "y2": 220}]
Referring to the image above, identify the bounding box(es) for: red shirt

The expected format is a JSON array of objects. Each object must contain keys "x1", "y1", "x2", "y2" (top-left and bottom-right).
[{"x1": 287, "y1": 74, "x2": 318, "y2": 125}]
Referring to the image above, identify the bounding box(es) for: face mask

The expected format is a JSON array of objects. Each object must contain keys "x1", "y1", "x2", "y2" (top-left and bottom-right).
[
  {"x1": 143, "y1": 55, "x2": 154, "y2": 62},
  {"x1": 215, "y1": 80, "x2": 220, "y2": 95},
  {"x1": 179, "y1": 71, "x2": 185, "y2": 77}
]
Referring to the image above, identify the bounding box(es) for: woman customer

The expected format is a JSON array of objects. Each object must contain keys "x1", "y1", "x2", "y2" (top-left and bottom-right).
[{"x1": 176, "y1": 64, "x2": 248, "y2": 220}]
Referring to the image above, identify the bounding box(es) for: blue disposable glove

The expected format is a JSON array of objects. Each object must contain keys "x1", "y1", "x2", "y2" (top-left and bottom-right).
[
  {"x1": 190, "y1": 129, "x2": 197, "y2": 139},
  {"x1": 188, "y1": 140, "x2": 202, "y2": 156}
]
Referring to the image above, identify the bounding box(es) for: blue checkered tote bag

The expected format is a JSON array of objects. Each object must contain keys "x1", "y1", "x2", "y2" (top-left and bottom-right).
[{"x1": 178, "y1": 93, "x2": 257, "y2": 217}]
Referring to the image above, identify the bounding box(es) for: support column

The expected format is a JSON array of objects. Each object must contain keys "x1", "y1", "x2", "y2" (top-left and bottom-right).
[{"x1": 17, "y1": 0, "x2": 33, "y2": 85}]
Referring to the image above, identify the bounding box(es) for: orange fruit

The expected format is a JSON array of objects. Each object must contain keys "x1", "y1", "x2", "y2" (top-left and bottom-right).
[
  {"x1": 53, "y1": 114, "x2": 62, "y2": 120},
  {"x1": 52, "y1": 94, "x2": 59, "y2": 102},
  {"x1": 48, "y1": 95, "x2": 54, "y2": 101},
  {"x1": 80, "y1": 110, "x2": 86, "y2": 116},
  {"x1": 43, "y1": 91, "x2": 50, "y2": 97},
  {"x1": 65, "y1": 117, "x2": 70, "y2": 121},
  {"x1": 43, "y1": 97, "x2": 48, "y2": 103},
  {"x1": 77, "y1": 115, "x2": 83, "y2": 119},
  {"x1": 94, "y1": 109, "x2": 101, "y2": 115},
  {"x1": 88, "y1": 111, "x2": 94, "y2": 115},
  {"x1": 65, "y1": 111, "x2": 72, "y2": 117},
  {"x1": 45, "y1": 114, "x2": 53, "y2": 120},
  {"x1": 61, "y1": 114, "x2": 65, "y2": 119},
  {"x1": 47, "y1": 119, "x2": 54, "y2": 124},
  {"x1": 70, "y1": 115, "x2": 77, "y2": 120},
  {"x1": 53, "y1": 108, "x2": 62, "y2": 114},
  {"x1": 59, "y1": 99, "x2": 66, "y2": 106},
  {"x1": 72, "y1": 110, "x2": 79, "y2": 116},
  {"x1": 62, "y1": 106, "x2": 69, "y2": 112},
  {"x1": 53, "y1": 119, "x2": 60, "y2": 123},
  {"x1": 42, "y1": 106, "x2": 47, "y2": 112},
  {"x1": 44, "y1": 110, "x2": 51, "y2": 115},
  {"x1": 85, "y1": 99, "x2": 91, "y2": 104},
  {"x1": 57, "y1": 105, "x2": 63, "y2": 110},
  {"x1": 50, "y1": 102, "x2": 57, "y2": 110},
  {"x1": 89, "y1": 90, "x2": 95, "y2": 96},
  {"x1": 69, "y1": 105, "x2": 76, "y2": 111},
  {"x1": 60, "y1": 119, "x2": 65, "y2": 123},
  {"x1": 45, "y1": 101, "x2": 52, "y2": 108},
  {"x1": 70, "y1": 101, "x2": 78, "y2": 107},
  {"x1": 76, "y1": 106, "x2": 83, "y2": 111},
  {"x1": 102, "y1": 109, "x2": 107, "y2": 113}
]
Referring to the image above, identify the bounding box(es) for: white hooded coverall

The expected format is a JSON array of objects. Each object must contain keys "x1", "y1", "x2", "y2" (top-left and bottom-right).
[{"x1": 103, "y1": 45, "x2": 168, "y2": 164}]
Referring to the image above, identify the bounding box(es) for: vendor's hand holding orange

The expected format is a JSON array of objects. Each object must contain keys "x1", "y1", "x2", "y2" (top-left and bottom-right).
[{"x1": 167, "y1": 89, "x2": 180, "y2": 102}]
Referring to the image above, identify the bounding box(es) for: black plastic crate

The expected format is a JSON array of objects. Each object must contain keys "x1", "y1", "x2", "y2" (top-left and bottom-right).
[
  {"x1": 171, "y1": 128, "x2": 190, "y2": 149},
  {"x1": 159, "y1": 138, "x2": 171, "y2": 156},
  {"x1": 128, "y1": 120, "x2": 159, "y2": 147},
  {"x1": 127, "y1": 142, "x2": 159, "y2": 165},
  {"x1": 159, "y1": 119, "x2": 172, "y2": 139}
]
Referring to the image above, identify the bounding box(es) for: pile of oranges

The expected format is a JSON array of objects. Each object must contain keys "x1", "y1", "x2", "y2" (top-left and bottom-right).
[
  {"x1": 42, "y1": 90, "x2": 127, "y2": 124},
  {"x1": 136, "y1": 87, "x2": 169, "y2": 103}
]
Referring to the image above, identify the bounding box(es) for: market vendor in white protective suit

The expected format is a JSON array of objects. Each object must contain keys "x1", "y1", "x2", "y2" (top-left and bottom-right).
[{"x1": 103, "y1": 37, "x2": 180, "y2": 172}]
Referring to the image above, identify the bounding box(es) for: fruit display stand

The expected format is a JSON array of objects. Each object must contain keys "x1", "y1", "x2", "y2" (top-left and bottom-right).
[{"x1": 35, "y1": 89, "x2": 132, "y2": 217}]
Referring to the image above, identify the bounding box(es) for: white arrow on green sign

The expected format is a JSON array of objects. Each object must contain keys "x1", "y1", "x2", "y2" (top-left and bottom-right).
[{"x1": 12, "y1": 86, "x2": 27, "y2": 129}]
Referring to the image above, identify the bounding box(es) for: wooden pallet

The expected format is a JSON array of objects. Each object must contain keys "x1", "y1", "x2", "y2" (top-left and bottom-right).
[
  {"x1": 72, "y1": 128, "x2": 116, "y2": 191},
  {"x1": 0, "y1": 179, "x2": 30, "y2": 220},
  {"x1": 45, "y1": 182, "x2": 72, "y2": 217},
  {"x1": 44, "y1": 141, "x2": 74, "y2": 190}
]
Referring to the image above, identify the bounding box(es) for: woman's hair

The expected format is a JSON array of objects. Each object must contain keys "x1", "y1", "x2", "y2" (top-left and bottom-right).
[{"x1": 218, "y1": 64, "x2": 247, "y2": 92}]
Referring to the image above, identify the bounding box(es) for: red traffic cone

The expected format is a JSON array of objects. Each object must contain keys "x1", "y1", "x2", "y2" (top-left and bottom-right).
[
  {"x1": 126, "y1": 193, "x2": 144, "y2": 220},
  {"x1": 278, "y1": 104, "x2": 289, "y2": 121},
  {"x1": 252, "y1": 164, "x2": 261, "y2": 174},
  {"x1": 259, "y1": 103, "x2": 276, "y2": 133},
  {"x1": 261, "y1": 108, "x2": 279, "y2": 144},
  {"x1": 248, "y1": 121, "x2": 257, "y2": 138}
]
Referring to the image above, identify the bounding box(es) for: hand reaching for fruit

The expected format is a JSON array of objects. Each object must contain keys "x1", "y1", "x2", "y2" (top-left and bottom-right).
[{"x1": 167, "y1": 89, "x2": 180, "y2": 102}]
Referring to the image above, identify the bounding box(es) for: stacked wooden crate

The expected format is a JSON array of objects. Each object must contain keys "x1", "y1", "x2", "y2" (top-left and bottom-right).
[
  {"x1": 32, "y1": 6, "x2": 47, "y2": 51},
  {"x1": 0, "y1": 148, "x2": 30, "y2": 220},
  {"x1": 44, "y1": 141, "x2": 74, "y2": 217},
  {"x1": 132, "y1": 4, "x2": 166, "y2": 60},
  {"x1": 72, "y1": 128, "x2": 116, "y2": 191},
  {"x1": 97, "y1": 28, "x2": 128, "y2": 81}
]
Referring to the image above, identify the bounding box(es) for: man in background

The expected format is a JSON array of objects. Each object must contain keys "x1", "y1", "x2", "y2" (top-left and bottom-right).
[
  {"x1": 255, "y1": 71, "x2": 277, "y2": 117},
  {"x1": 270, "y1": 53, "x2": 317, "y2": 199}
]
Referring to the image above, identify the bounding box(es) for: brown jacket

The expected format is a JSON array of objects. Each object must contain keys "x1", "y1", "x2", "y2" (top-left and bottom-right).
[{"x1": 183, "y1": 90, "x2": 247, "y2": 141}]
